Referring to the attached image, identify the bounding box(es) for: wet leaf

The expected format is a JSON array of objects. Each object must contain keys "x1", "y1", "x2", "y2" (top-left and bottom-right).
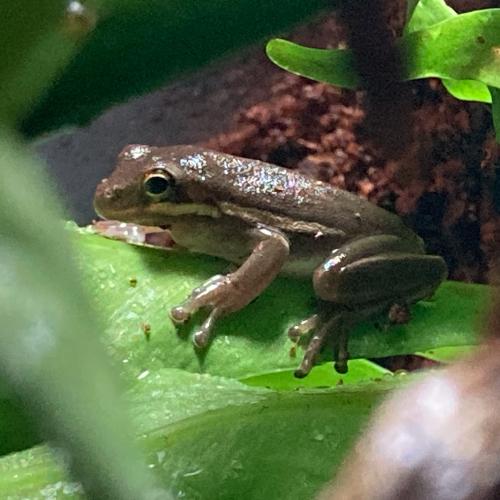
[{"x1": 0, "y1": 370, "x2": 408, "y2": 499}]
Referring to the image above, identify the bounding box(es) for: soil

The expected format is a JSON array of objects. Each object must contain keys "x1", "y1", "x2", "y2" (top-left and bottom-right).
[{"x1": 206, "y1": 1, "x2": 500, "y2": 284}]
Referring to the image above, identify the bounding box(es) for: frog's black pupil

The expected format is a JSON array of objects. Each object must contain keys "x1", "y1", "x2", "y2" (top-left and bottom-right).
[{"x1": 145, "y1": 175, "x2": 169, "y2": 195}]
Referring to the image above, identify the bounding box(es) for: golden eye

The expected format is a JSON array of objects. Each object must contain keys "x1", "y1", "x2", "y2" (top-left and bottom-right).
[{"x1": 143, "y1": 171, "x2": 174, "y2": 199}]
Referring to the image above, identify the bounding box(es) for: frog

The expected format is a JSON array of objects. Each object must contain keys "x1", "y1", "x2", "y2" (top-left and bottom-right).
[{"x1": 94, "y1": 144, "x2": 447, "y2": 377}]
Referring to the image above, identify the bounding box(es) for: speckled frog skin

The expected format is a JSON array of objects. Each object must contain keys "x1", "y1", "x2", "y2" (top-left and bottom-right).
[{"x1": 95, "y1": 145, "x2": 447, "y2": 376}]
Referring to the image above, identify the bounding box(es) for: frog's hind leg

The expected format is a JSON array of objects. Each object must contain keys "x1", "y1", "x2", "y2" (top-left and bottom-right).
[{"x1": 293, "y1": 236, "x2": 448, "y2": 377}]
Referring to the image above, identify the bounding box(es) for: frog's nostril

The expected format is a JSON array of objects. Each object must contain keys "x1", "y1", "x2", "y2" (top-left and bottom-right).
[{"x1": 103, "y1": 185, "x2": 124, "y2": 199}]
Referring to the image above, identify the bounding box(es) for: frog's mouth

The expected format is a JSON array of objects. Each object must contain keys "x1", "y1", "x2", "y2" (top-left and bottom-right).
[
  {"x1": 94, "y1": 201, "x2": 221, "y2": 226},
  {"x1": 92, "y1": 220, "x2": 177, "y2": 249}
]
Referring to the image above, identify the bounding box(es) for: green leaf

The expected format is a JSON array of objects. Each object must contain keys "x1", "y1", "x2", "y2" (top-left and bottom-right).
[
  {"x1": 267, "y1": 10, "x2": 500, "y2": 93},
  {"x1": 404, "y1": 9, "x2": 500, "y2": 87},
  {"x1": 22, "y1": 0, "x2": 334, "y2": 136},
  {"x1": 442, "y1": 78, "x2": 491, "y2": 103},
  {"x1": 405, "y1": 1, "x2": 492, "y2": 103},
  {"x1": 405, "y1": 0, "x2": 456, "y2": 34},
  {"x1": 266, "y1": 38, "x2": 359, "y2": 88},
  {"x1": 406, "y1": 0, "x2": 420, "y2": 22},
  {"x1": 418, "y1": 345, "x2": 474, "y2": 362},
  {"x1": 0, "y1": 1, "x2": 85, "y2": 125},
  {"x1": 0, "y1": 370, "x2": 406, "y2": 499},
  {"x1": 240, "y1": 359, "x2": 391, "y2": 390},
  {"x1": 71, "y1": 228, "x2": 487, "y2": 380},
  {"x1": 0, "y1": 397, "x2": 40, "y2": 456},
  {"x1": 0, "y1": 131, "x2": 168, "y2": 498}
]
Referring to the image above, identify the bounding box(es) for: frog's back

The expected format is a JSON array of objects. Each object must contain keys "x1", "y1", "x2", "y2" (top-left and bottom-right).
[{"x1": 177, "y1": 148, "x2": 417, "y2": 242}]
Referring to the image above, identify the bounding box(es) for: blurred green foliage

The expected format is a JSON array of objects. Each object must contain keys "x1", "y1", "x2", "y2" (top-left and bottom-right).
[
  {"x1": 21, "y1": 0, "x2": 332, "y2": 136},
  {"x1": 0, "y1": 368, "x2": 413, "y2": 499},
  {"x1": 0, "y1": 131, "x2": 169, "y2": 499}
]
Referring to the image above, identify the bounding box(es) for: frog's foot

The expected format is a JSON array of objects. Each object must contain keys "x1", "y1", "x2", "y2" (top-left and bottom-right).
[
  {"x1": 292, "y1": 309, "x2": 349, "y2": 378},
  {"x1": 292, "y1": 301, "x2": 399, "y2": 378},
  {"x1": 170, "y1": 274, "x2": 231, "y2": 348},
  {"x1": 171, "y1": 226, "x2": 290, "y2": 349},
  {"x1": 170, "y1": 272, "x2": 261, "y2": 348}
]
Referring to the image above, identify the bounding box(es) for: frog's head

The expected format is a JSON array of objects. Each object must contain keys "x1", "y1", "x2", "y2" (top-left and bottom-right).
[{"x1": 94, "y1": 144, "x2": 221, "y2": 226}]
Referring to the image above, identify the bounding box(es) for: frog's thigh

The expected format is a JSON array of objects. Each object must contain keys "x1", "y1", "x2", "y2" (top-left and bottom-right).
[{"x1": 313, "y1": 236, "x2": 447, "y2": 304}]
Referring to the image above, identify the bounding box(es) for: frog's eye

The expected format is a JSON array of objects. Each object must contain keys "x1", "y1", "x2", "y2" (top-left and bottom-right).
[{"x1": 143, "y1": 170, "x2": 174, "y2": 200}]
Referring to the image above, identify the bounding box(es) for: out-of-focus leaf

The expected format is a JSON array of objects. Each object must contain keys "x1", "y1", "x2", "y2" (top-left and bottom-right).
[
  {"x1": 0, "y1": 397, "x2": 40, "y2": 456},
  {"x1": 0, "y1": 131, "x2": 168, "y2": 498},
  {"x1": 71, "y1": 228, "x2": 487, "y2": 380},
  {"x1": 0, "y1": 370, "x2": 409, "y2": 499},
  {"x1": 22, "y1": 0, "x2": 333, "y2": 136},
  {"x1": 267, "y1": 10, "x2": 500, "y2": 92},
  {"x1": 240, "y1": 360, "x2": 391, "y2": 390},
  {"x1": 0, "y1": 1, "x2": 86, "y2": 125}
]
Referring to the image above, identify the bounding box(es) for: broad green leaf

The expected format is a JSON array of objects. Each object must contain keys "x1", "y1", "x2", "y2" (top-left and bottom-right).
[
  {"x1": 418, "y1": 345, "x2": 474, "y2": 363},
  {"x1": 404, "y1": 8, "x2": 500, "y2": 96},
  {"x1": 266, "y1": 39, "x2": 359, "y2": 88},
  {"x1": 22, "y1": 0, "x2": 333, "y2": 136},
  {"x1": 267, "y1": 10, "x2": 500, "y2": 92},
  {"x1": 0, "y1": 131, "x2": 168, "y2": 498},
  {"x1": 72, "y1": 228, "x2": 487, "y2": 380},
  {"x1": 0, "y1": 370, "x2": 408, "y2": 499},
  {"x1": 405, "y1": 0, "x2": 456, "y2": 34},
  {"x1": 240, "y1": 359, "x2": 391, "y2": 390},
  {"x1": 406, "y1": 0, "x2": 492, "y2": 103}
]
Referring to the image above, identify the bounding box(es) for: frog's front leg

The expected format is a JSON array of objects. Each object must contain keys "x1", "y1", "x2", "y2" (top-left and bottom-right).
[
  {"x1": 171, "y1": 225, "x2": 289, "y2": 347},
  {"x1": 293, "y1": 234, "x2": 447, "y2": 377}
]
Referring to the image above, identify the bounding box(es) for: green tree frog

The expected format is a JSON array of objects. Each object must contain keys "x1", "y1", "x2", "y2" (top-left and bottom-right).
[{"x1": 94, "y1": 145, "x2": 447, "y2": 377}]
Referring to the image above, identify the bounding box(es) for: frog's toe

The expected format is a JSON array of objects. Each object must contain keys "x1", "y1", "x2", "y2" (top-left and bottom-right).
[
  {"x1": 170, "y1": 305, "x2": 191, "y2": 324},
  {"x1": 170, "y1": 274, "x2": 228, "y2": 325},
  {"x1": 294, "y1": 314, "x2": 343, "y2": 378},
  {"x1": 294, "y1": 328, "x2": 329, "y2": 378},
  {"x1": 332, "y1": 329, "x2": 349, "y2": 374},
  {"x1": 288, "y1": 314, "x2": 319, "y2": 341},
  {"x1": 292, "y1": 306, "x2": 356, "y2": 377},
  {"x1": 192, "y1": 308, "x2": 221, "y2": 348}
]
